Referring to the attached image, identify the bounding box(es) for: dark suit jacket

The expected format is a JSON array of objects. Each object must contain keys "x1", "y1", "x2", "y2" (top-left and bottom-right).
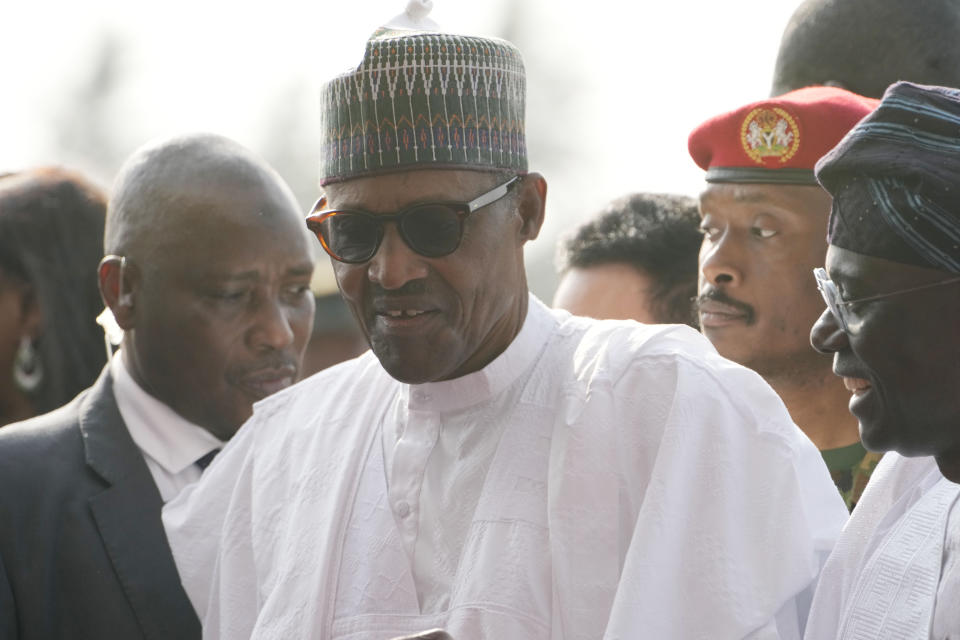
[{"x1": 0, "y1": 367, "x2": 200, "y2": 639}]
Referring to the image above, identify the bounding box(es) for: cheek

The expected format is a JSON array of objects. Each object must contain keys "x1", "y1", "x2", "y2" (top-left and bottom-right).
[
  {"x1": 763, "y1": 258, "x2": 823, "y2": 317},
  {"x1": 333, "y1": 265, "x2": 367, "y2": 306},
  {"x1": 852, "y1": 307, "x2": 950, "y2": 409},
  {"x1": 290, "y1": 300, "x2": 316, "y2": 348},
  {"x1": 144, "y1": 302, "x2": 236, "y2": 369}
]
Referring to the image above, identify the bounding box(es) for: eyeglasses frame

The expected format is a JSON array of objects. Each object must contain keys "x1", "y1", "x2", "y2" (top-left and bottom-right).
[
  {"x1": 813, "y1": 266, "x2": 960, "y2": 334},
  {"x1": 306, "y1": 176, "x2": 521, "y2": 264}
]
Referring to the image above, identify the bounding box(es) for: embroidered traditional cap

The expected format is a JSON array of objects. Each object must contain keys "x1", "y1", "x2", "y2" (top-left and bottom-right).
[
  {"x1": 688, "y1": 87, "x2": 878, "y2": 185},
  {"x1": 318, "y1": 0, "x2": 527, "y2": 185},
  {"x1": 816, "y1": 81, "x2": 960, "y2": 274}
]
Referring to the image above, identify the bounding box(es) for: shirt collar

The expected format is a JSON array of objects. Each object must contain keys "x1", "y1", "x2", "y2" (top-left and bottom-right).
[
  {"x1": 403, "y1": 293, "x2": 556, "y2": 412},
  {"x1": 111, "y1": 351, "x2": 224, "y2": 475}
]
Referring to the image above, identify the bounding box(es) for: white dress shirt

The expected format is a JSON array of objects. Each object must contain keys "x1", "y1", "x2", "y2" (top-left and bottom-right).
[
  {"x1": 111, "y1": 352, "x2": 223, "y2": 503},
  {"x1": 382, "y1": 301, "x2": 542, "y2": 613}
]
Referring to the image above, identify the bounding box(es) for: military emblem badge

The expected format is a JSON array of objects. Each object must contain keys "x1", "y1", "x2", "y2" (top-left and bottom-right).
[{"x1": 740, "y1": 107, "x2": 801, "y2": 165}]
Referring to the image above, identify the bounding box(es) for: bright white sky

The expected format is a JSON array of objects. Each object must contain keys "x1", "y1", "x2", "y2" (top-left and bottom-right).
[{"x1": 0, "y1": 0, "x2": 800, "y2": 296}]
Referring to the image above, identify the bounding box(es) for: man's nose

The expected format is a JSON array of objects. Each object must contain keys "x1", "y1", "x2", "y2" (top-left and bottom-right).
[
  {"x1": 366, "y1": 224, "x2": 429, "y2": 289},
  {"x1": 249, "y1": 296, "x2": 296, "y2": 351},
  {"x1": 699, "y1": 232, "x2": 744, "y2": 288},
  {"x1": 810, "y1": 307, "x2": 849, "y2": 354}
]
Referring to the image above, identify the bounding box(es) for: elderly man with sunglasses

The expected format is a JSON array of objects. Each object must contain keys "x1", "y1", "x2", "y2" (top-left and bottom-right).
[
  {"x1": 804, "y1": 82, "x2": 960, "y2": 640},
  {"x1": 163, "y1": 5, "x2": 847, "y2": 639}
]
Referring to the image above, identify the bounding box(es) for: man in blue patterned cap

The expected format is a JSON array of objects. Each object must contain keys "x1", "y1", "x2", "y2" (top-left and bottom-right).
[
  {"x1": 806, "y1": 81, "x2": 960, "y2": 638},
  {"x1": 163, "y1": 3, "x2": 848, "y2": 638}
]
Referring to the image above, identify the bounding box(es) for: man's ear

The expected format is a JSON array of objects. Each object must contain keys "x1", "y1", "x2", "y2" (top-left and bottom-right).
[
  {"x1": 98, "y1": 255, "x2": 138, "y2": 330},
  {"x1": 516, "y1": 172, "x2": 547, "y2": 243}
]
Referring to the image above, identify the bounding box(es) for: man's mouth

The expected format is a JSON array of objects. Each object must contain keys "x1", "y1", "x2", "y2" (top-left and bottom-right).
[
  {"x1": 376, "y1": 307, "x2": 439, "y2": 329},
  {"x1": 236, "y1": 365, "x2": 297, "y2": 399},
  {"x1": 842, "y1": 376, "x2": 872, "y2": 396},
  {"x1": 695, "y1": 290, "x2": 754, "y2": 329},
  {"x1": 697, "y1": 299, "x2": 750, "y2": 327},
  {"x1": 383, "y1": 309, "x2": 429, "y2": 318},
  {"x1": 372, "y1": 296, "x2": 441, "y2": 332}
]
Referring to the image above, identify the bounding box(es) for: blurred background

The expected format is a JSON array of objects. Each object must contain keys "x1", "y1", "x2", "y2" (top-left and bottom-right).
[{"x1": 0, "y1": 0, "x2": 798, "y2": 299}]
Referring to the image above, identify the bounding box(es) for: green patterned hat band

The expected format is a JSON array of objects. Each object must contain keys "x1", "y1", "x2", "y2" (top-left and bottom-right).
[{"x1": 318, "y1": 28, "x2": 527, "y2": 185}]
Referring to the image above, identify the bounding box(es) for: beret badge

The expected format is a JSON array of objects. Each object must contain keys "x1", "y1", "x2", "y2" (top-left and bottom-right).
[{"x1": 740, "y1": 107, "x2": 801, "y2": 166}]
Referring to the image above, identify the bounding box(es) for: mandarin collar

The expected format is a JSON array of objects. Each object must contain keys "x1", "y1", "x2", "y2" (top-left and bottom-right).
[{"x1": 403, "y1": 294, "x2": 555, "y2": 413}]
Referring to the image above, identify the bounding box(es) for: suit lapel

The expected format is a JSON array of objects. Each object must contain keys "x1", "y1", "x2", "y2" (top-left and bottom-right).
[{"x1": 81, "y1": 368, "x2": 201, "y2": 639}]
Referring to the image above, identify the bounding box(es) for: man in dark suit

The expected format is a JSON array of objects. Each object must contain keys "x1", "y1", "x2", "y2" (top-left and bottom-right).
[{"x1": 0, "y1": 134, "x2": 316, "y2": 639}]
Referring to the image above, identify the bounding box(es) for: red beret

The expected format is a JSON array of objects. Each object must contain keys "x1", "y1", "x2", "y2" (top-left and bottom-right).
[{"x1": 688, "y1": 86, "x2": 878, "y2": 185}]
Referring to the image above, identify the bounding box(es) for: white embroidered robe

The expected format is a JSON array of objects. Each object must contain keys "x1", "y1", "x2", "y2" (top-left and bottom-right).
[
  {"x1": 804, "y1": 452, "x2": 960, "y2": 639},
  {"x1": 163, "y1": 296, "x2": 848, "y2": 639}
]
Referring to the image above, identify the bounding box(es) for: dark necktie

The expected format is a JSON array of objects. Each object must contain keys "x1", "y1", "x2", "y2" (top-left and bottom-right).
[{"x1": 195, "y1": 449, "x2": 220, "y2": 471}]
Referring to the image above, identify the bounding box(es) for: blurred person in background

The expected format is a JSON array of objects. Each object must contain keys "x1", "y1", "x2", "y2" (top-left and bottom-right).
[
  {"x1": 0, "y1": 168, "x2": 107, "y2": 427},
  {"x1": 771, "y1": 0, "x2": 960, "y2": 98},
  {"x1": 690, "y1": 88, "x2": 881, "y2": 511},
  {"x1": 0, "y1": 134, "x2": 315, "y2": 639},
  {"x1": 300, "y1": 263, "x2": 367, "y2": 376},
  {"x1": 553, "y1": 192, "x2": 701, "y2": 327}
]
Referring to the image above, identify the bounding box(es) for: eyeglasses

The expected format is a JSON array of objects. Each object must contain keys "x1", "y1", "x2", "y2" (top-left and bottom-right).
[
  {"x1": 813, "y1": 267, "x2": 960, "y2": 334},
  {"x1": 305, "y1": 176, "x2": 521, "y2": 264}
]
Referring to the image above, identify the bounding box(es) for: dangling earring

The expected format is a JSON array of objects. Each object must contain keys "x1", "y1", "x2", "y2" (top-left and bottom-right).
[{"x1": 13, "y1": 335, "x2": 43, "y2": 392}]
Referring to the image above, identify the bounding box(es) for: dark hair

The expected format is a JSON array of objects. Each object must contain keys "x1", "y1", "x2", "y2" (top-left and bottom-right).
[
  {"x1": 556, "y1": 193, "x2": 701, "y2": 327},
  {"x1": 771, "y1": 0, "x2": 960, "y2": 99},
  {"x1": 0, "y1": 168, "x2": 108, "y2": 414}
]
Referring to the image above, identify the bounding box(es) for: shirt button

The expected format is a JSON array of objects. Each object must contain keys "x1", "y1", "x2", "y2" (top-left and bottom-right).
[{"x1": 397, "y1": 501, "x2": 411, "y2": 518}]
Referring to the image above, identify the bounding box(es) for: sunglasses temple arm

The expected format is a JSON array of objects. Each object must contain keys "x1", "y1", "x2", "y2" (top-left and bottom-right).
[{"x1": 468, "y1": 176, "x2": 520, "y2": 212}]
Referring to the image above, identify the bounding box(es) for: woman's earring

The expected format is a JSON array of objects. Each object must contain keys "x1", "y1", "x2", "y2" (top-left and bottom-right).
[{"x1": 13, "y1": 335, "x2": 43, "y2": 392}]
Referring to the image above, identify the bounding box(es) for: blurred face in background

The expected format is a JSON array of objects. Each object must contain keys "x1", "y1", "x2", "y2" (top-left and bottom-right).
[{"x1": 553, "y1": 263, "x2": 659, "y2": 323}]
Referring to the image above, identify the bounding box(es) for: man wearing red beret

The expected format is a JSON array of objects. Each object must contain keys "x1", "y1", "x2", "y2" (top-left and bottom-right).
[{"x1": 689, "y1": 87, "x2": 880, "y2": 511}]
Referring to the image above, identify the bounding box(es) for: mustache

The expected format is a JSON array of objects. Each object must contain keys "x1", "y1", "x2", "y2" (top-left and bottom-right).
[
  {"x1": 695, "y1": 288, "x2": 756, "y2": 323},
  {"x1": 369, "y1": 280, "x2": 430, "y2": 299},
  {"x1": 231, "y1": 352, "x2": 299, "y2": 378}
]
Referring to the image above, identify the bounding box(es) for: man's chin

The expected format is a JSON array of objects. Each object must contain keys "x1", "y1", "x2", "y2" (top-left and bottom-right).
[
  {"x1": 374, "y1": 348, "x2": 447, "y2": 385},
  {"x1": 701, "y1": 331, "x2": 752, "y2": 365}
]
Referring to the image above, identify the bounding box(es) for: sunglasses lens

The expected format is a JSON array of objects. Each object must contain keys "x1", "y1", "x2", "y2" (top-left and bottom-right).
[
  {"x1": 318, "y1": 213, "x2": 380, "y2": 263},
  {"x1": 401, "y1": 205, "x2": 463, "y2": 257}
]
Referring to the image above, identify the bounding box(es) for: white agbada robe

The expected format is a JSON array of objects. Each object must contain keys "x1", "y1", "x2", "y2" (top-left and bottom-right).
[
  {"x1": 163, "y1": 295, "x2": 848, "y2": 639},
  {"x1": 804, "y1": 452, "x2": 960, "y2": 640}
]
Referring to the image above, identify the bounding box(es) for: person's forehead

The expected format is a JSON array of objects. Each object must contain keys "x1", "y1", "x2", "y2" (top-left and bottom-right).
[
  {"x1": 825, "y1": 244, "x2": 953, "y2": 289},
  {"x1": 164, "y1": 223, "x2": 313, "y2": 282},
  {"x1": 564, "y1": 263, "x2": 651, "y2": 288},
  {"x1": 555, "y1": 264, "x2": 656, "y2": 321},
  {"x1": 151, "y1": 195, "x2": 311, "y2": 273},
  {"x1": 699, "y1": 182, "x2": 830, "y2": 218}
]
